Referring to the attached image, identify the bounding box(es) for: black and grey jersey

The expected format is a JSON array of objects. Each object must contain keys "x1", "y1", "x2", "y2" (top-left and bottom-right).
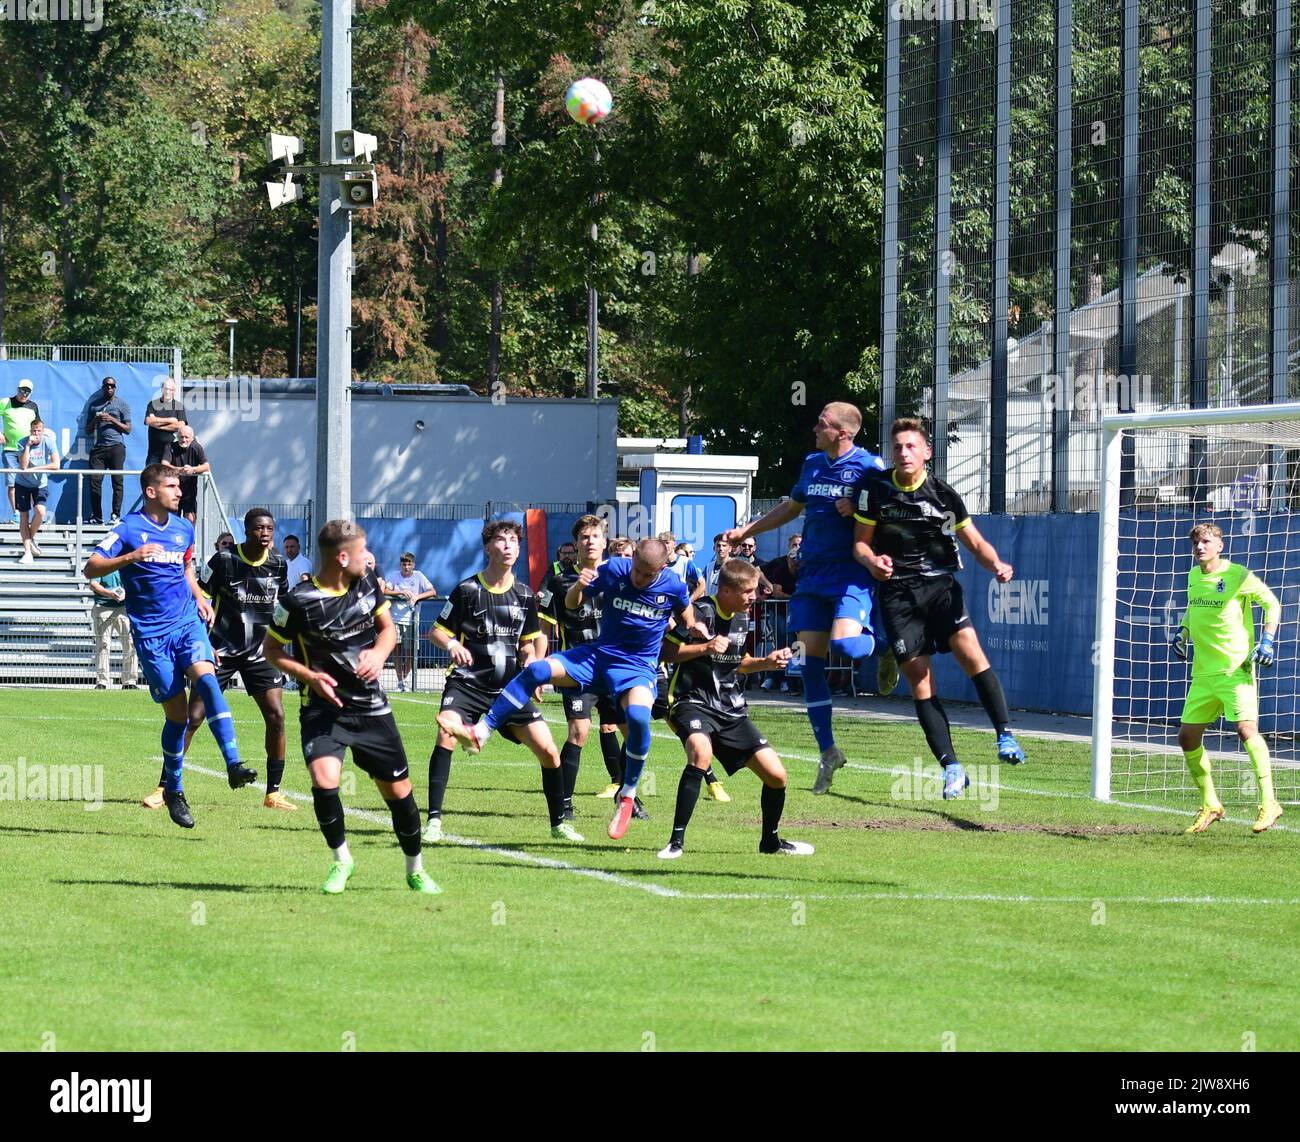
[
  {"x1": 434, "y1": 573, "x2": 544, "y2": 696},
  {"x1": 854, "y1": 469, "x2": 969, "y2": 579},
  {"x1": 202, "y1": 546, "x2": 289, "y2": 660},
  {"x1": 664, "y1": 596, "x2": 750, "y2": 716},
  {"x1": 537, "y1": 565, "x2": 602, "y2": 650},
  {"x1": 267, "y1": 570, "x2": 392, "y2": 714}
]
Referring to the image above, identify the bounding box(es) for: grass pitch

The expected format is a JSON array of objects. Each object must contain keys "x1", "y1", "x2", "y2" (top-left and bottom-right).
[{"x1": 1, "y1": 687, "x2": 1297, "y2": 1052}]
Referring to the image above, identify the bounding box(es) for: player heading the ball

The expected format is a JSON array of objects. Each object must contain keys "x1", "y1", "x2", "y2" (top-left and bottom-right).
[
  {"x1": 1172, "y1": 522, "x2": 1283, "y2": 835},
  {"x1": 724, "y1": 402, "x2": 888, "y2": 795},
  {"x1": 83, "y1": 464, "x2": 256, "y2": 829},
  {"x1": 853, "y1": 418, "x2": 1026, "y2": 799}
]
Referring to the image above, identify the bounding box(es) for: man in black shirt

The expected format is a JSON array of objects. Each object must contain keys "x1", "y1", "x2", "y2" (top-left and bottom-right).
[
  {"x1": 80, "y1": 376, "x2": 132, "y2": 523},
  {"x1": 185, "y1": 508, "x2": 293, "y2": 809},
  {"x1": 658, "y1": 558, "x2": 814, "y2": 859},
  {"x1": 144, "y1": 378, "x2": 188, "y2": 465},
  {"x1": 853, "y1": 417, "x2": 1026, "y2": 800},
  {"x1": 426, "y1": 518, "x2": 578, "y2": 844},
  {"x1": 537, "y1": 513, "x2": 627, "y2": 817},
  {"x1": 264, "y1": 519, "x2": 440, "y2": 895},
  {"x1": 162, "y1": 424, "x2": 210, "y2": 522}
]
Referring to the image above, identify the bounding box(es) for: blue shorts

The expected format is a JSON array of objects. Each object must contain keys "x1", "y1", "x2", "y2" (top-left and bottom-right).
[
  {"x1": 1, "y1": 449, "x2": 18, "y2": 488},
  {"x1": 788, "y1": 561, "x2": 877, "y2": 636},
  {"x1": 551, "y1": 644, "x2": 658, "y2": 704},
  {"x1": 135, "y1": 616, "x2": 216, "y2": 703}
]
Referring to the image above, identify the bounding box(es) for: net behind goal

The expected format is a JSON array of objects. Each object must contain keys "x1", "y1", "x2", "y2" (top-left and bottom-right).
[{"x1": 1092, "y1": 404, "x2": 1300, "y2": 807}]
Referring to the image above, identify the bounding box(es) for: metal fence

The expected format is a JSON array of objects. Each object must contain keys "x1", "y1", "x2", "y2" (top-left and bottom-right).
[
  {"x1": 0, "y1": 343, "x2": 180, "y2": 376},
  {"x1": 882, "y1": 0, "x2": 1300, "y2": 514}
]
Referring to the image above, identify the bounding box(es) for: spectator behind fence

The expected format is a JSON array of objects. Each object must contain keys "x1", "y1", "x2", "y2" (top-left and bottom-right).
[
  {"x1": 80, "y1": 376, "x2": 132, "y2": 524},
  {"x1": 162, "y1": 424, "x2": 210, "y2": 523},
  {"x1": 699, "y1": 533, "x2": 732, "y2": 595},
  {"x1": 15, "y1": 418, "x2": 60, "y2": 566},
  {"x1": 215, "y1": 531, "x2": 235, "y2": 553},
  {"x1": 283, "y1": 534, "x2": 312, "y2": 584},
  {"x1": 760, "y1": 534, "x2": 802, "y2": 693},
  {"x1": 144, "y1": 378, "x2": 188, "y2": 465},
  {"x1": 1, "y1": 378, "x2": 40, "y2": 524},
  {"x1": 385, "y1": 552, "x2": 437, "y2": 692},
  {"x1": 89, "y1": 568, "x2": 140, "y2": 690}
]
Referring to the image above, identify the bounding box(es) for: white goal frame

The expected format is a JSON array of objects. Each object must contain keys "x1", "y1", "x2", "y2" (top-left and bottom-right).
[{"x1": 1091, "y1": 401, "x2": 1300, "y2": 801}]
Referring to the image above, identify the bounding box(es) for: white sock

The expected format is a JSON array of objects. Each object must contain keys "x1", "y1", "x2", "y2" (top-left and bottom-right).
[
  {"x1": 406, "y1": 852, "x2": 423, "y2": 874},
  {"x1": 473, "y1": 720, "x2": 491, "y2": 745},
  {"x1": 332, "y1": 842, "x2": 352, "y2": 863},
  {"x1": 619, "y1": 783, "x2": 638, "y2": 801}
]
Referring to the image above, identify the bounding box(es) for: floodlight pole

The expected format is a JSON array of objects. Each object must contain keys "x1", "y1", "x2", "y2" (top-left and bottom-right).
[{"x1": 315, "y1": 0, "x2": 353, "y2": 528}]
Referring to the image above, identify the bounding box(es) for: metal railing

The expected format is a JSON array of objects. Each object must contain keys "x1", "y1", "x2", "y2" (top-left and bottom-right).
[{"x1": 0, "y1": 343, "x2": 180, "y2": 376}]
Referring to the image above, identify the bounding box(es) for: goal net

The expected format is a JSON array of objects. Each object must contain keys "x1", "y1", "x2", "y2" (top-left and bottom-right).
[{"x1": 1092, "y1": 404, "x2": 1300, "y2": 809}]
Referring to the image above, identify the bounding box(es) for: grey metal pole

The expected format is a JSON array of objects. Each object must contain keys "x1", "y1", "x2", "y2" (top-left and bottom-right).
[{"x1": 315, "y1": 0, "x2": 353, "y2": 525}]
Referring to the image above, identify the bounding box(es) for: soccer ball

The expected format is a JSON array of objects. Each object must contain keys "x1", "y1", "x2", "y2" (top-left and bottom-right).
[{"x1": 566, "y1": 78, "x2": 612, "y2": 125}]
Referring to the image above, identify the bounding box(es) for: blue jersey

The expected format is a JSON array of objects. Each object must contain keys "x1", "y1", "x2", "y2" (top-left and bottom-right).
[
  {"x1": 790, "y1": 445, "x2": 887, "y2": 568},
  {"x1": 95, "y1": 510, "x2": 198, "y2": 639},
  {"x1": 589, "y1": 556, "x2": 691, "y2": 662}
]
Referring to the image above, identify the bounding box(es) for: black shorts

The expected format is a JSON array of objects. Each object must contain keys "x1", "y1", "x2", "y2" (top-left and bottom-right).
[
  {"x1": 214, "y1": 653, "x2": 284, "y2": 697},
  {"x1": 878, "y1": 575, "x2": 972, "y2": 662},
  {"x1": 668, "y1": 702, "x2": 768, "y2": 775},
  {"x1": 652, "y1": 669, "x2": 671, "y2": 721},
  {"x1": 301, "y1": 706, "x2": 409, "y2": 781},
  {"x1": 560, "y1": 688, "x2": 621, "y2": 725},
  {"x1": 439, "y1": 677, "x2": 542, "y2": 745},
  {"x1": 15, "y1": 484, "x2": 47, "y2": 512}
]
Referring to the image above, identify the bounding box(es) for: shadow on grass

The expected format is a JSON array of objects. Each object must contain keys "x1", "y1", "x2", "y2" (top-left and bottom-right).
[{"x1": 53, "y1": 878, "x2": 307, "y2": 893}]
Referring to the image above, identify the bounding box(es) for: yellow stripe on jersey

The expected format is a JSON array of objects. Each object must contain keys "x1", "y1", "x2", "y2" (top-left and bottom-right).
[{"x1": 266, "y1": 628, "x2": 291, "y2": 645}]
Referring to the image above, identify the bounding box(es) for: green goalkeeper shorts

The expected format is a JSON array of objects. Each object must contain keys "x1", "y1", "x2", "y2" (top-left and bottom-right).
[{"x1": 1181, "y1": 667, "x2": 1258, "y2": 725}]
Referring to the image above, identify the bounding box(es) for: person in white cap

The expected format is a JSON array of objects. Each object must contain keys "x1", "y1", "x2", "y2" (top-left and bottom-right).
[{"x1": 0, "y1": 379, "x2": 40, "y2": 524}]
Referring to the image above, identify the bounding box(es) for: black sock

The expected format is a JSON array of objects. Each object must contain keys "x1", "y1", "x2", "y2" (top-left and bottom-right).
[
  {"x1": 311, "y1": 787, "x2": 346, "y2": 850},
  {"x1": 427, "y1": 745, "x2": 453, "y2": 819},
  {"x1": 971, "y1": 668, "x2": 1011, "y2": 735},
  {"x1": 671, "y1": 765, "x2": 706, "y2": 844},
  {"x1": 703, "y1": 766, "x2": 718, "y2": 785},
  {"x1": 759, "y1": 784, "x2": 786, "y2": 849},
  {"x1": 560, "y1": 741, "x2": 582, "y2": 802},
  {"x1": 599, "y1": 730, "x2": 622, "y2": 782},
  {"x1": 915, "y1": 697, "x2": 957, "y2": 766},
  {"x1": 541, "y1": 765, "x2": 566, "y2": 828},
  {"x1": 266, "y1": 757, "x2": 286, "y2": 795},
  {"x1": 386, "y1": 793, "x2": 422, "y2": 857}
]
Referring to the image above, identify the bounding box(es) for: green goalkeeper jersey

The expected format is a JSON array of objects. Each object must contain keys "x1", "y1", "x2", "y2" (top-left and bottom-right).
[{"x1": 1183, "y1": 559, "x2": 1280, "y2": 677}]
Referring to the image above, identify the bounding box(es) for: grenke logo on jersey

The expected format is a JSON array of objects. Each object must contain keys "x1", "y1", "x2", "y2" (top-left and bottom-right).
[
  {"x1": 805, "y1": 480, "x2": 855, "y2": 499},
  {"x1": 611, "y1": 595, "x2": 663, "y2": 620}
]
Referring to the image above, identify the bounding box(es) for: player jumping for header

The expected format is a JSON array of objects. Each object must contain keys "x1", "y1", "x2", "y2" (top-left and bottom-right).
[
  {"x1": 853, "y1": 418, "x2": 1026, "y2": 799},
  {"x1": 723, "y1": 402, "x2": 890, "y2": 795},
  {"x1": 658, "y1": 558, "x2": 814, "y2": 859},
  {"x1": 426, "y1": 518, "x2": 580, "y2": 843},
  {"x1": 1173, "y1": 522, "x2": 1283, "y2": 835},
  {"x1": 264, "y1": 520, "x2": 440, "y2": 894},
  {"x1": 440, "y1": 537, "x2": 708, "y2": 841},
  {"x1": 83, "y1": 465, "x2": 256, "y2": 829}
]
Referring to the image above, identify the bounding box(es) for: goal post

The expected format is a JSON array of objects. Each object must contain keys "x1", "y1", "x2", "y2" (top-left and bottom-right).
[{"x1": 1092, "y1": 402, "x2": 1300, "y2": 805}]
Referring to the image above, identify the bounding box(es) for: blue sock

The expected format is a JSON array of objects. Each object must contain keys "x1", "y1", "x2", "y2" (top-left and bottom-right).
[
  {"x1": 161, "y1": 718, "x2": 187, "y2": 793},
  {"x1": 193, "y1": 673, "x2": 241, "y2": 767},
  {"x1": 802, "y1": 655, "x2": 836, "y2": 752},
  {"x1": 485, "y1": 659, "x2": 553, "y2": 732},
  {"x1": 831, "y1": 632, "x2": 876, "y2": 661},
  {"x1": 620, "y1": 703, "x2": 653, "y2": 796}
]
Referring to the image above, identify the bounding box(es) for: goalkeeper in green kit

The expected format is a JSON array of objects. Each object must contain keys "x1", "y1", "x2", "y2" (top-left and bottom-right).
[{"x1": 1172, "y1": 523, "x2": 1283, "y2": 834}]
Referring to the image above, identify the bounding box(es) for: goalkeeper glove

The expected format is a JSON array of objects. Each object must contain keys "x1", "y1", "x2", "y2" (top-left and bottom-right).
[
  {"x1": 1172, "y1": 627, "x2": 1191, "y2": 662},
  {"x1": 1254, "y1": 632, "x2": 1277, "y2": 669}
]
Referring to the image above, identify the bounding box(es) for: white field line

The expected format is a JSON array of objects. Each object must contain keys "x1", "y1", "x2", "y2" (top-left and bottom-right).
[
  {"x1": 172, "y1": 760, "x2": 1300, "y2": 907},
  {"x1": 15, "y1": 698, "x2": 1297, "y2": 831}
]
